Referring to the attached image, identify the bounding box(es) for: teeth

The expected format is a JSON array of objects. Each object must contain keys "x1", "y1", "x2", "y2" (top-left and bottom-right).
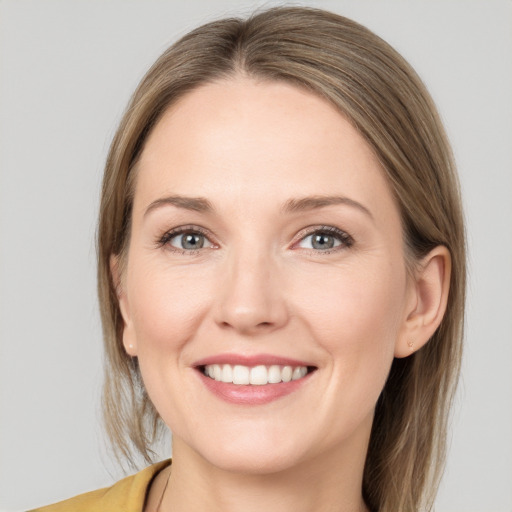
[
  {"x1": 282, "y1": 366, "x2": 292, "y2": 382},
  {"x1": 203, "y1": 363, "x2": 310, "y2": 385},
  {"x1": 268, "y1": 365, "x2": 282, "y2": 384},
  {"x1": 292, "y1": 367, "x2": 302, "y2": 380},
  {"x1": 221, "y1": 364, "x2": 233, "y2": 383},
  {"x1": 250, "y1": 365, "x2": 267, "y2": 385},
  {"x1": 233, "y1": 365, "x2": 250, "y2": 385}
]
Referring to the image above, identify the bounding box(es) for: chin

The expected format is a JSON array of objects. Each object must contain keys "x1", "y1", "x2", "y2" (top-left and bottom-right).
[
  {"x1": 204, "y1": 445, "x2": 303, "y2": 476},
  {"x1": 178, "y1": 426, "x2": 310, "y2": 476}
]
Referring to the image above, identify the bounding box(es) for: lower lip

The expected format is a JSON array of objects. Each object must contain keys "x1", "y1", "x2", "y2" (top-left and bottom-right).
[{"x1": 197, "y1": 370, "x2": 312, "y2": 405}]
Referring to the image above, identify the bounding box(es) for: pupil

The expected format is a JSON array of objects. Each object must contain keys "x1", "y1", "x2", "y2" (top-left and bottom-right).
[
  {"x1": 312, "y1": 233, "x2": 334, "y2": 250},
  {"x1": 182, "y1": 233, "x2": 204, "y2": 250}
]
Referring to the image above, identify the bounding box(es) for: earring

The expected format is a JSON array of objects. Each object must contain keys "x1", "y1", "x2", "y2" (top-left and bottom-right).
[{"x1": 407, "y1": 340, "x2": 414, "y2": 349}]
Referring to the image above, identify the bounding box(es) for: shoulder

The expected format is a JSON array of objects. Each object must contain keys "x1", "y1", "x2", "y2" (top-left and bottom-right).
[{"x1": 28, "y1": 460, "x2": 171, "y2": 512}]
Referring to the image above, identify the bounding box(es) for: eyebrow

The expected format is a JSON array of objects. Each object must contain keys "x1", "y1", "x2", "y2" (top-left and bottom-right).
[
  {"x1": 144, "y1": 195, "x2": 214, "y2": 217},
  {"x1": 282, "y1": 195, "x2": 373, "y2": 219},
  {"x1": 144, "y1": 194, "x2": 373, "y2": 220}
]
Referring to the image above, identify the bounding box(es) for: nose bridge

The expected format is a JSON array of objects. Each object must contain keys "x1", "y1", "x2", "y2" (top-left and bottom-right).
[{"x1": 215, "y1": 238, "x2": 287, "y2": 334}]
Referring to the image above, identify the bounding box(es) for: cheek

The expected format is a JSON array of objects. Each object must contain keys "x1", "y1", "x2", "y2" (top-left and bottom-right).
[
  {"x1": 125, "y1": 259, "x2": 217, "y2": 427},
  {"x1": 300, "y1": 259, "x2": 403, "y2": 334},
  {"x1": 294, "y1": 257, "x2": 406, "y2": 380},
  {"x1": 290, "y1": 259, "x2": 406, "y2": 440},
  {"x1": 127, "y1": 259, "x2": 214, "y2": 357}
]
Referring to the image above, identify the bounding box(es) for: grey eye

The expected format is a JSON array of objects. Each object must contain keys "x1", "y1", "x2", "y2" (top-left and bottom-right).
[
  {"x1": 170, "y1": 232, "x2": 211, "y2": 250},
  {"x1": 299, "y1": 232, "x2": 342, "y2": 250}
]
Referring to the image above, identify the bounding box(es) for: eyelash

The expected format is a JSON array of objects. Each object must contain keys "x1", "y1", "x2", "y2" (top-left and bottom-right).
[
  {"x1": 156, "y1": 225, "x2": 214, "y2": 255},
  {"x1": 294, "y1": 225, "x2": 354, "y2": 254},
  {"x1": 156, "y1": 224, "x2": 354, "y2": 255}
]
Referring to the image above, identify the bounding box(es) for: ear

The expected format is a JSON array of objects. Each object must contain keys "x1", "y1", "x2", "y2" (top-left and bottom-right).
[
  {"x1": 395, "y1": 246, "x2": 451, "y2": 358},
  {"x1": 110, "y1": 254, "x2": 138, "y2": 357}
]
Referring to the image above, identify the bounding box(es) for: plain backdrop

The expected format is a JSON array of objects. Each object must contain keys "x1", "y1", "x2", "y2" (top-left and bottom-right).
[{"x1": 0, "y1": 1, "x2": 511, "y2": 511}]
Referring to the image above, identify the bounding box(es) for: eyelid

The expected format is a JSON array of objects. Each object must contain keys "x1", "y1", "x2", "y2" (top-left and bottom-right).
[
  {"x1": 291, "y1": 225, "x2": 354, "y2": 251},
  {"x1": 156, "y1": 224, "x2": 218, "y2": 251},
  {"x1": 156, "y1": 224, "x2": 352, "y2": 253}
]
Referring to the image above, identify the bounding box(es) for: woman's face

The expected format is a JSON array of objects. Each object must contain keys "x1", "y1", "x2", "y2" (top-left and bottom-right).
[{"x1": 118, "y1": 78, "x2": 416, "y2": 474}]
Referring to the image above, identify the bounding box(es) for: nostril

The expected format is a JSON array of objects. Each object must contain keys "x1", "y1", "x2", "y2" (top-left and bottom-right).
[{"x1": 219, "y1": 320, "x2": 274, "y2": 331}]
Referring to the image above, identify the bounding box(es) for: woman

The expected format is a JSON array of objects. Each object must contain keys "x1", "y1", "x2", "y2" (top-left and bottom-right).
[{"x1": 32, "y1": 6, "x2": 465, "y2": 512}]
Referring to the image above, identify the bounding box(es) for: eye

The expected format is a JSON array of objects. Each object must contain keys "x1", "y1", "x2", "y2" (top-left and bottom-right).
[
  {"x1": 171, "y1": 232, "x2": 211, "y2": 250},
  {"x1": 159, "y1": 227, "x2": 214, "y2": 252},
  {"x1": 297, "y1": 227, "x2": 352, "y2": 251}
]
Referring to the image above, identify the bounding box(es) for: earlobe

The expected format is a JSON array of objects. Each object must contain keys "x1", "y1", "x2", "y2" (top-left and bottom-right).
[
  {"x1": 110, "y1": 255, "x2": 138, "y2": 357},
  {"x1": 395, "y1": 246, "x2": 451, "y2": 358}
]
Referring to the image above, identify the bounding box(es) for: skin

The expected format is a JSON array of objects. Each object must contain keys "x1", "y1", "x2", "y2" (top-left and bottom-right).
[{"x1": 115, "y1": 77, "x2": 450, "y2": 512}]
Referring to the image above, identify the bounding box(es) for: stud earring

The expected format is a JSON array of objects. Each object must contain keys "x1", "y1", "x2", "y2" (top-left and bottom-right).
[{"x1": 407, "y1": 340, "x2": 414, "y2": 349}]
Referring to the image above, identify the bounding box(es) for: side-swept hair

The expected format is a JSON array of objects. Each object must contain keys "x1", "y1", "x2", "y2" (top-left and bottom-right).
[{"x1": 97, "y1": 7, "x2": 465, "y2": 511}]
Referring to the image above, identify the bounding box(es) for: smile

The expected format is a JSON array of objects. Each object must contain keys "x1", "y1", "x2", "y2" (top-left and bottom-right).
[
  {"x1": 194, "y1": 354, "x2": 317, "y2": 405},
  {"x1": 203, "y1": 364, "x2": 309, "y2": 385}
]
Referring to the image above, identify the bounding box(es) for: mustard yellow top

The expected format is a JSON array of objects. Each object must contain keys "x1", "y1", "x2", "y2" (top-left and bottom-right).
[{"x1": 29, "y1": 459, "x2": 171, "y2": 512}]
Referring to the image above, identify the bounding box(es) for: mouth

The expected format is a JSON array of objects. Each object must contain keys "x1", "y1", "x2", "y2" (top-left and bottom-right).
[
  {"x1": 193, "y1": 354, "x2": 317, "y2": 405},
  {"x1": 199, "y1": 363, "x2": 316, "y2": 385}
]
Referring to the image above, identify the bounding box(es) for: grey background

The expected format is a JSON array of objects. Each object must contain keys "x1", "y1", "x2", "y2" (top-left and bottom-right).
[{"x1": 0, "y1": 1, "x2": 511, "y2": 510}]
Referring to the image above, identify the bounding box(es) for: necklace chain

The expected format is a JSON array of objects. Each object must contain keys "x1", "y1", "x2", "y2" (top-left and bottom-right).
[{"x1": 155, "y1": 469, "x2": 171, "y2": 512}]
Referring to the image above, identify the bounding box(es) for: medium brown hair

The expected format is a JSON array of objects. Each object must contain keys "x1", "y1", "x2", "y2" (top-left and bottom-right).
[{"x1": 97, "y1": 7, "x2": 465, "y2": 511}]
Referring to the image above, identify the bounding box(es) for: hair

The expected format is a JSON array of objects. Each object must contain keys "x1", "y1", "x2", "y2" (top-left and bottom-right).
[{"x1": 97, "y1": 6, "x2": 465, "y2": 512}]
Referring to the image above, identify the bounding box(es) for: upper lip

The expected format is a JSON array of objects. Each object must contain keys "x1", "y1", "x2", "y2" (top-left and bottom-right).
[{"x1": 193, "y1": 353, "x2": 315, "y2": 368}]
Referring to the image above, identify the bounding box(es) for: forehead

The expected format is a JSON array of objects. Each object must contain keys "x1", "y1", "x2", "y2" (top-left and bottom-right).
[{"x1": 134, "y1": 77, "x2": 396, "y2": 219}]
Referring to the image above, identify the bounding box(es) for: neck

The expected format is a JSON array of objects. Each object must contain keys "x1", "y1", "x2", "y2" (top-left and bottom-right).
[{"x1": 160, "y1": 431, "x2": 370, "y2": 512}]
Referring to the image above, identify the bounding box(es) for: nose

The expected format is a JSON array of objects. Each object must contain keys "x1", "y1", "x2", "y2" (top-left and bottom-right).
[{"x1": 214, "y1": 247, "x2": 289, "y2": 335}]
